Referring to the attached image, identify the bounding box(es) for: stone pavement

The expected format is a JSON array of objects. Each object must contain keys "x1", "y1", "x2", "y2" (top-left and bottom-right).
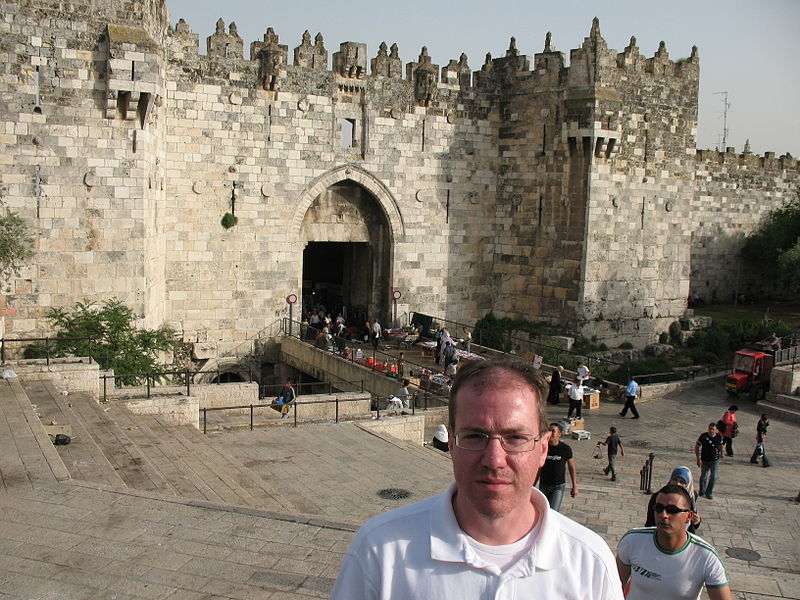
[{"x1": 1, "y1": 376, "x2": 799, "y2": 599}]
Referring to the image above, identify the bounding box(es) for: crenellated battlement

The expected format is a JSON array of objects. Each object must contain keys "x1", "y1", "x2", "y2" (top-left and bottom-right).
[
  {"x1": 165, "y1": 16, "x2": 700, "y2": 99},
  {"x1": 697, "y1": 148, "x2": 799, "y2": 172}
]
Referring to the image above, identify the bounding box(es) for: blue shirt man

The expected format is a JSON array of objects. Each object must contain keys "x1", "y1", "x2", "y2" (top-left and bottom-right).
[{"x1": 620, "y1": 377, "x2": 640, "y2": 419}]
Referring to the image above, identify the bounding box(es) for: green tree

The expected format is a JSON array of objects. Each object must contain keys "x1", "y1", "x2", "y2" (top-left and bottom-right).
[
  {"x1": 0, "y1": 206, "x2": 34, "y2": 280},
  {"x1": 25, "y1": 299, "x2": 178, "y2": 384},
  {"x1": 741, "y1": 199, "x2": 800, "y2": 293}
]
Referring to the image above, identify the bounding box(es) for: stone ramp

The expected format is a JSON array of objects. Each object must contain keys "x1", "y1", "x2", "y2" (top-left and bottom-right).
[{"x1": 0, "y1": 378, "x2": 70, "y2": 491}]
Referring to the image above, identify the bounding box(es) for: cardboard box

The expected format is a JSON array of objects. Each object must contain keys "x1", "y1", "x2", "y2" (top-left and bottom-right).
[
  {"x1": 583, "y1": 391, "x2": 600, "y2": 409},
  {"x1": 569, "y1": 417, "x2": 585, "y2": 431},
  {"x1": 571, "y1": 429, "x2": 591, "y2": 440}
]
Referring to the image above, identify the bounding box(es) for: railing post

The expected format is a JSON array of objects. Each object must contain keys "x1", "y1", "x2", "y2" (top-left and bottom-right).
[
  {"x1": 203, "y1": 408, "x2": 207, "y2": 434},
  {"x1": 250, "y1": 404, "x2": 253, "y2": 431},
  {"x1": 185, "y1": 369, "x2": 190, "y2": 396},
  {"x1": 335, "y1": 397, "x2": 339, "y2": 423},
  {"x1": 45, "y1": 337, "x2": 51, "y2": 366},
  {"x1": 103, "y1": 376, "x2": 107, "y2": 402},
  {"x1": 1, "y1": 337, "x2": 4, "y2": 363},
  {"x1": 646, "y1": 453, "x2": 655, "y2": 493},
  {"x1": 375, "y1": 395, "x2": 380, "y2": 420},
  {"x1": 146, "y1": 373, "x2": 151, "y2": 398},
  {"x1": 293, "y1": 403, "x2": 297, "y2": 427}
]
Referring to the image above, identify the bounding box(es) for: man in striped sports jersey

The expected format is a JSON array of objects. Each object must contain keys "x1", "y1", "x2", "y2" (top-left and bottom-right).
[{"x1": 616, "y1": 483, "x2": 733, "y2": 600}]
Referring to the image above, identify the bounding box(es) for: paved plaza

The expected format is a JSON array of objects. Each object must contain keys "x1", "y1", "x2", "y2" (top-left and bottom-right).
[{"x1": 1, "y1": 375, "x2": 799, "y2": 599}]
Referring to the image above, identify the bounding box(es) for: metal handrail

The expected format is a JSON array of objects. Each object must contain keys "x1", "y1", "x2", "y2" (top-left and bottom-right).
[
  {"x1": 199, "y1": 392, "x2": 449, "y2": 433},
  {"x1": 1, "y1": 336, "x2": 96, "y2": 365}
]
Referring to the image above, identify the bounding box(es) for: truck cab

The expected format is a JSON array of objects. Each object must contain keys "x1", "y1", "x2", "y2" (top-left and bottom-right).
[{"x1": 726, "y1": 348, "x2": 773, "y2": 400}]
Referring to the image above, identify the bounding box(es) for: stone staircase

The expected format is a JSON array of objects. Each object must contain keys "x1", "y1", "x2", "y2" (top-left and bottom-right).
[
  {"x1": 12, "y1": 379, "x2": 303, "y2": 511},
  {"x1": 759, "y1": 392, "x2": 800, "y2": 423}
]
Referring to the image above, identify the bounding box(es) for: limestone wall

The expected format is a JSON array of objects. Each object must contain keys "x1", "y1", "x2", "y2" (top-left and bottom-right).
[
  {"x1": 692, "y1": 151, "x2": 799, "y2": 304},
  {"x1": 2, "y1": 2, "x2": 798, "y2": 357}
]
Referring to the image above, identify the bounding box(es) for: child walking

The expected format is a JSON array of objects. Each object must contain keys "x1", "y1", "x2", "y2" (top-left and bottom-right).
[{"x1": 600, "y1": 426, "x2": 624, "y2": 481}]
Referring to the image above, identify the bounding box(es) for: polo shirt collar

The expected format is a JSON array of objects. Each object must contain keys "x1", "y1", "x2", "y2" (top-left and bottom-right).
[{"x1": 429, "y1": 483, "x2": 567, "y2": 573}]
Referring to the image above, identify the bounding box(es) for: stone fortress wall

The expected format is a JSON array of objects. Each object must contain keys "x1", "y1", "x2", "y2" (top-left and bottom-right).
[{"x1": 0, "y1": 0, "x2": 797, "y2": 355}]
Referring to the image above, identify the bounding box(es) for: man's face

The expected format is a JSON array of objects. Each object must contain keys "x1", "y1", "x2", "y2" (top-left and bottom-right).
[
  {"x1": 708, "y1": 425, "x2": 717, "y2": 436},
  {"x1": 449, "y1": 373, "x2": 550, "y2": 526},
  {"x1": 548, "y1": 424, "x2": 561, "y2": 446},
  {"x1": 653, "y1": 492, "x2": 692, "y2": 534}
]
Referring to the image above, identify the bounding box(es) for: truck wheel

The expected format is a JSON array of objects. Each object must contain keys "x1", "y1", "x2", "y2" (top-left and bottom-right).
[{"x1": 749, "y1": 385, "x2": 765, "y2": 402}]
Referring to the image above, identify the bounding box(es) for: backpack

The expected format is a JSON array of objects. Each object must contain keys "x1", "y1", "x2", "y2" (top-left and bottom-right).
[{"x1": 53, "y1": 433, "x2": 71, "y2": 445}]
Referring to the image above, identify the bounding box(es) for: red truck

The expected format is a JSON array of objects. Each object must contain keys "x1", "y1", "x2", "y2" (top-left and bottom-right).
[{"x1": 725, "y1": 348, "x2": 773, "y2": 401}]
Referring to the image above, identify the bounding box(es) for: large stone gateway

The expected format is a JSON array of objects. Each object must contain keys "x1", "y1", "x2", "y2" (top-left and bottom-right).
[{"x1": 0, "y1": 1, "x2": 797, "y2": 354}]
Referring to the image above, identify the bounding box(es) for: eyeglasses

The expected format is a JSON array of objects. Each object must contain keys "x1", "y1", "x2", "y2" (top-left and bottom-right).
[
  {"x1": 455, "y1": 431, "x2": 541, "y2": 453},
  {"x1": 653, "y1": 503, "x2": 690, "y2": 515}
]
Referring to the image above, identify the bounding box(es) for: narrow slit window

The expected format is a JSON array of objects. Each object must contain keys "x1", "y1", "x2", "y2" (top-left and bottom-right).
[{"x1": 341, "y1": 118, "x2": 355, "y2": 148}]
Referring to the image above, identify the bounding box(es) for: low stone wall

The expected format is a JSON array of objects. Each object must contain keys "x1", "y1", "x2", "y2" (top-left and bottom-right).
[
  {"x1": 124, "y1": 395, "x2": 200, "y2": 428},
  {"x1": 103, "y1": 381, "x2": 259, "y2": 407},
  {"x1": 6, "y1": 359, "x2": 100, "y2": 397},
  {"x1": 359, "y1": 415, "x2": 425, "y2": 446},
  {"x1": 771, "y1": 366, "x2": 800, "y2": 396},
  {"x1": 281, "y1": 336, "x2": 406, "y2": 399},
  {"x1": 639, "y1": 373, "x2": 726, "y2": 401}
]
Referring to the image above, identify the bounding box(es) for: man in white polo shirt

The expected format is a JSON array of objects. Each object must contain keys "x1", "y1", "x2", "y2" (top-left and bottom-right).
[{"x1": 331, "y1": 357, "x2": 623, "y2": 599}]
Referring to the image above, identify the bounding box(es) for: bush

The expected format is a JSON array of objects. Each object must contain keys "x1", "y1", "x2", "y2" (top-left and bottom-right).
[{"x1": 24, "y1": 299, "x2": 178, "y2": 385}]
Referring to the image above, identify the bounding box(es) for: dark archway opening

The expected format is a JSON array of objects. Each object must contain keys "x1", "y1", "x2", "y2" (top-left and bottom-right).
[
  {"x1": 303, "y1": 241, "x2": 372, "y2": 323},
  {"x1": 212, "y1": 372, "x2": 245, "y2": 383}
]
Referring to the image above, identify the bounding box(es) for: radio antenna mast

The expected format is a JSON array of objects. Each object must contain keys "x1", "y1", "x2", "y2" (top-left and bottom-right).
[{"x1": 714, "y1": 91, "x2": 730, "y2": 149}]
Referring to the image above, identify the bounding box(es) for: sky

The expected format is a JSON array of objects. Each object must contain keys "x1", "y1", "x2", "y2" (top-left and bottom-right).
[{"x1": 165, "y1": 0, "x2": 800, "y2": 158}]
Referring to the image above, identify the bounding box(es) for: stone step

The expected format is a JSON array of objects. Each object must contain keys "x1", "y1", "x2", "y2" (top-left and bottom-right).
[
  {"x1": 21, "y1": 380, "x2": 127, "y2": 491},
  {"x1": 0, "y1": 378, "x2": 70, "y2": 491},
  {"x1": 757, "y1": 398, "x2": 800, "y2": 424},
  {"x1": 65, "y1": 391, "x2": 177, "y2": 494},
  {"x1": 105, "y1": 402, "x2": 300, "y2": 511},
  {"x1": 769, "y1": 392, "x2": 800, "y2": 411}
]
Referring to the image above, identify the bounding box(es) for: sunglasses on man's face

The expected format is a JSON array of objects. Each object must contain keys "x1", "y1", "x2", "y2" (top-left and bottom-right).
[{"x1": 653, "y1": 503, "x2": 690, "y2": 515}]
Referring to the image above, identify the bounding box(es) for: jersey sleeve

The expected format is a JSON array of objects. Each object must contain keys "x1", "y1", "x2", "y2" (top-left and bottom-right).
[
  {"x1": 616, "y1": 532, "x2": 631, "y2": 566},
  {"x1": 703, "y1": 549, "x2": 729, "y2": 589}
]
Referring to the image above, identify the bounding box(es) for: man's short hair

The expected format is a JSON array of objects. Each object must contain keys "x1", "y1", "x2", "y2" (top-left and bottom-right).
[
  {"x1": 708, "y1": 422, "x2": 717, "y2": 429},
  {"x1": 549, "y1": 422, "x2": 563, "y2": 433},
  {"x1": 448, "y1": 357, "x2": 548, "y2": 434},
  {"x1": 655, "y1": 483, "x2": 693, "y2": 509}
]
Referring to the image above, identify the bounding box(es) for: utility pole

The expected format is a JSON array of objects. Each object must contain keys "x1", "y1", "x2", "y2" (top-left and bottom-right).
[{"x1": 715, "y1": 91, "x2": 730, "y2": 150}]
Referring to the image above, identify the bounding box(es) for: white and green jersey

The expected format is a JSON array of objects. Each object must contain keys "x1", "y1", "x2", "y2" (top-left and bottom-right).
[{"x1": 617, "y1": 527, "x2": 728, "y2": 600}]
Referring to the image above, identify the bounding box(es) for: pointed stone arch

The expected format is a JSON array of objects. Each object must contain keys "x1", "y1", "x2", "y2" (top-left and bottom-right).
[{"x1": 291, "y1": 164, "x2": 405, "y2": 240}]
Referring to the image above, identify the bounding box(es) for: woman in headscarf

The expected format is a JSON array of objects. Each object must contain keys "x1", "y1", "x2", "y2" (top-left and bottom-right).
[
  {"x1": 431, "y1": 424, "x2": 449, "y2": 452},
  {"x1": 645, "y1": 466, "x2": 702, "y2": 532}
]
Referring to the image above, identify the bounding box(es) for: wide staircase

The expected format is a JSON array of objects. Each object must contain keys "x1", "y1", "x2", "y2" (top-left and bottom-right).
[{"x1": 1, "y1": 377, "x2": 302, "y2": 511}]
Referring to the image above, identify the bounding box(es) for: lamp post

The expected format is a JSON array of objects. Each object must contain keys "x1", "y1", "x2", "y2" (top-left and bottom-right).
[
  {"x1": 392, "y1": 290, "x2": 402, "y2": 328},
  {"x1": 286, "y1": 293, "x2": 298, "y2": 335}
]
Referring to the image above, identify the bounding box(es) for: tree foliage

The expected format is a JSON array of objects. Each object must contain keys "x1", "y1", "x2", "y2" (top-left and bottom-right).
[
  {"x1": 24, "y1": 299, "x2": 178, "y2": 383},
  {"x1": 0, "y1": 207, "x2": 34, "y2": 280},
  {"x1": 741, "y1": 200, "x2": 800, "y2": 293}
]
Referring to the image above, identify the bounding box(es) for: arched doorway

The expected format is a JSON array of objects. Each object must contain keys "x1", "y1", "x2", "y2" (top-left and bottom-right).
[{"x1": 300, "y1": 180, "x2": 391, "y2": 326}]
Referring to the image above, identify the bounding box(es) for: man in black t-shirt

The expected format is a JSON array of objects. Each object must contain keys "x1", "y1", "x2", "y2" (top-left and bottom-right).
[
  {"x1": 535, "y1": 422, "x2": 579, "y2": 512},
  {"x1": 695, "y1": 423, "x2": 723, "y2": 499}
]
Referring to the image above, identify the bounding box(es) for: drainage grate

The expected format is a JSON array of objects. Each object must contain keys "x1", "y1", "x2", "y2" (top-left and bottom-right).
[
  {"x1": 726, "y1": 547, "x2": 761, "y2": 562},
  {"x1": 628, "y1": 439, "x2": 651, "y2": 448},
  {"x1": 378, "y1": 488, "x2": 411, "y2": 500}
]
